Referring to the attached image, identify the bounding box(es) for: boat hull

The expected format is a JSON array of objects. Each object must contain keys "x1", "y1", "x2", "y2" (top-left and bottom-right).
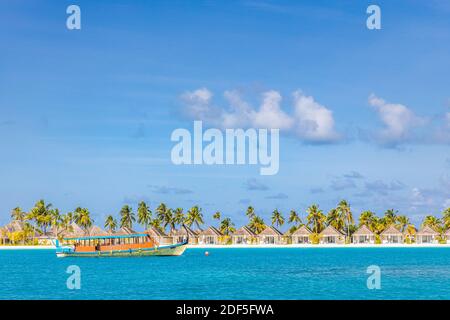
[{"x1": 56, "y1": 242, "x2": 187, "y2": 258}]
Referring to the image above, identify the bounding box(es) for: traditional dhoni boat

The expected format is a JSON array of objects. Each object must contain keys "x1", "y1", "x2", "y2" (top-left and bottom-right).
[{"x1": 55, "y1": 233, "x2": 188, "y2": 257}]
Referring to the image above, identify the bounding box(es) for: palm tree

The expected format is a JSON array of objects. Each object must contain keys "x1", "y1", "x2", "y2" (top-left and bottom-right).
[
  {"x1": 306, "y1": 204, "x2": 325, "y2": 233},
  {"x1": 338, "y1": 200, "x2": 353, "y2": 240},
  {"x1": 422, "y1": 215, "x2": 442, "y2": 230},
  {"x1": 271, "y1": 209, "x2": 284, "y2": 228},
  {"x1": 11, "y1": 207, "x2": 26, "y2": 222},
  {"x1": 442, "y1": 207, "x2": 450, "y2": 229},
  {"x1": 30, "y1": 200, "x2": 53, "y2": 235},
  {"x1": 220, "y1": 218, "x2": 236, "y2": 235},
  {"x1": 156, "y1": 203, "x2": 168, "y2": 222},
  {"x1": 326, "y1": 208, "x2": 344, "y2": 231},
  {"x1": 164, "y1": 208, "x2": 176, "y2": 233},
  {"x1": 185, "y1": 206, "x2": 204, "y2": 230},
  {"x1": 49, "y1": 208, "x2": 62, "y2": 237},
  {"x1": 213, "y1": 211, "x2": 221, "y2": 221},
  {"x1": 104, "y1": 215, "x2": 117, "y2": 234},
  {"x1": 248, "y1": 215, "x2": 265, "y2": 234},
  {"x1": 384, "y1": 209, "x2": 397, "y2": 226},
  {"x1": 120, "y1": 205, "x2": 135, "y2": 229},
  {"x1": 173, "y1": 208, "x2": 185, "y2": 227},
  {"x1": 74, "y1": 207, "x2": 93, "y2": 235},
  {"x1": 288, "y1": 210, "x2": 302, "y2": 226},
  {"x1": 246, "y1": 206, "x2": 255, "y2": 219},
  {"x1": 137, "y1": 201, "x2": 152, "y2": 229},
  {"x1": 396, "y1": 215, "x2": 410, "y2": 233},
  {"x1": 359, "y1": 211, "x2": 376, "y2": 227}
]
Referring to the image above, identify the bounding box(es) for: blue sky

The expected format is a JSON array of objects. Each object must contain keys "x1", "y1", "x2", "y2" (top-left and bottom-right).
[{"x1": 1, "y1": 0, "x2": 449, "y2": 229}]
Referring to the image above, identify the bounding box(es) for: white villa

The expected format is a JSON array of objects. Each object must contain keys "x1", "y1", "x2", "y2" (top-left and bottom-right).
[
  {"x1": 319, "y1": 225, "x2": 345, "y2": 244},
  {"x1": 231, "y1": 226, "x2": 256, "y2": 244},
  {"x1": 352, "y1": 225, "x2": 375, "y2": 244},
  {"x1": 381, "y1": 225, "x2": 403, "y2": 244},
  {"x1": 291, "y1": 225, "x2": 312, "y2": 244},
  {"x1": 258, "y1": 225, "x2": 283, "y2": 244},
  {"x1": 416, "y1": 225, "x2": 440, "y2": 244}
]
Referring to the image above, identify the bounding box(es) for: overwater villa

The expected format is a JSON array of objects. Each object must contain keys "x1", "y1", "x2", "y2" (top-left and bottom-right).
[
  {"x1": 291, "y1": 225, "x2": 312, "y2": 244},
  {"x1": 416, "y1": 225, "x2": 439, "y2": 244},
  {"x1": 169, "y1": 224, "x2": 199, "y2": 245},
  {"x1": 146, "y1": 226, "x2": 173, "y2": 245},
  {"x1": 231, "y1": 226, "x2": 256, "y2": 244},
  {"x1": 198, "y1": 226, "x2": 223, "y2": 245},
  {"x1": 352, "y1": 225, "x2": 375, "y2": 244},
  {"x1": 319, "y1": 225, "x2": 345, "y2": 244},
  {"x1": 381, "y1": 225, "x2": 404, "y2": 244},
  {"x1": 258, "y1": 225, "x2": 283, "y2": 244}
]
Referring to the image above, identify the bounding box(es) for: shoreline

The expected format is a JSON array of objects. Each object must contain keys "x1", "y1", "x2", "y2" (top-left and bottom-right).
[{"x1": 1, "y1": 244, "x2": 450, "y2": 250}]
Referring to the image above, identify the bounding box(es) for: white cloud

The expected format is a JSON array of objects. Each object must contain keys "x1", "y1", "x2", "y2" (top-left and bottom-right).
[
  {"x1": 181, "y1": 88, "x2": 340, "y2": 143},
  {"x1": 293, "y1": 91, "x2": 340, "y2": 142},
  {"x1": 368, "y1": 94, "x2": 426, "y2": 145}
]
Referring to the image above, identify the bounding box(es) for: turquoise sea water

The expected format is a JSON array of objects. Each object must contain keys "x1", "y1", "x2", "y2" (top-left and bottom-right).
[{"x1": 1, "y1": 247, "x2": 450, "y2": 300}]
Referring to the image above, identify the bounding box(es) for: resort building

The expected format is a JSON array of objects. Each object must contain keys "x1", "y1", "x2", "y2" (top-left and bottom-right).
[
  {"x1": 87, "y1": 225, "x2": 107, "y2": 236},
  {"x1": 231, "y1": 226, "x2": 256, "y2": 244},
  {"x1": 146, "y1": 226, "x2": 173, "y2": 245},
  {"x1": 114, "y1": 227, "x2": 135, "y2": 235},
  {"x1": 198, "y1": 226, "x2": 223, "y2": 245},
  {"x1": 416, "y1": 225, "x2": 440, "y2": 244},
  {"x1": 258, "y1": 225, "x2": 283, "y2": 244},
  {"x1": 57, "y1": 222, "x2": 85, "y2": 239},
  {"x1": 319, "y1": 225, "x2": 345, "y2": 244},
  {"x1": 352, "y1": 225, "x2": 375, "y2": 244},
  {"x1": 169, "y1": 224, "x2": 199, "y2": 245},
  {"x1": 381, "y1": 225, "x2": 404, "y2": 244},
  {"x1": 291, "y1": 225, "x2": 312, "y2": 244},
  {"x1": 0, "y1": 220, "x2": 26, "y2": 244}
]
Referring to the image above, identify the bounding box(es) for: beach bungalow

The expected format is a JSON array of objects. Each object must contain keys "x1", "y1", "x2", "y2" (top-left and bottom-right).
[
  {"x1": 352, "y1": 225, "x2": 375, "y2": 244},
  {"x1": 319, "y1": 225, "x2": 345, "y2": 244},
  {"x1": 88, "y1": 225, "x2": 107, "y2": 236},
  {"x1": 381, "y1": 225, "x2": 404, "y2": 244},
  {"x1": 291, "y1": 225, "x2": 312, "y2": 244},
  {"x1": 231, "y1": 226, "x2": 256, "y2": 244},
  {"x1": 113, "y1": 226, "x2": 135, "y2": 236},
  {"x1": 146, "y1": 226, "x2": 173, "y2": 245},
  {"x1": 0, "y1": 221, "x2": 25, "y2": 244},
  {"x1": 198, "y1": 226, "x2": 223, "y2": 245},
  {"x1": 258, "y1": 225, "x2": 283, "y2": 244},
  {"x1": 416, "y1": 226, "x2": 439, "y2": 244},
  {"x1": 169, "y1": 224, "x2": 199, "y2": 245}
]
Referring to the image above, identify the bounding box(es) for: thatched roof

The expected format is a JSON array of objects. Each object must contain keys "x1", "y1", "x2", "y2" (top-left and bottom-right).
[
  {"x1": 417, "y1": 225, "x2": 439, "y2": 236},
  {"x1": 60, "y1": 222, "x2": 85, "y2": 238},
  {"x1": 353, "y1": 225, "x2": 374, "y2": 236},
  {"x1": 231, "y1": 226, "x2": 256, "y2": 237},
  {"x1": 381, "y1": 225, "x2": 403, "y2": 236},
  {"x1": 113, "y1": 226, "x2": 135, "y2": 235},
  {"x1": 146, "y1": 226, "x2": 167, "y2": 237},
  {"x1": 258, "y1": 225, "x2": 283, "y2": 236},
  {"x1": 87, "y1": 225, "x2": 107, "y2": 236},
  {"x1": 2, "y1": 220, "x2": 25, "y2": 233},
  {"x1": 292, "y1": 225, "x2": 312, "y2": 236},
  {"x1": 170, "y1": 224, "x2": 198, "y2": 237},
  {"x1": 320, "y1": 225, "x2": 344, "y2": 236},
  {"x1": 198, "y1": 226, "x2": 222, "y2": 236}
]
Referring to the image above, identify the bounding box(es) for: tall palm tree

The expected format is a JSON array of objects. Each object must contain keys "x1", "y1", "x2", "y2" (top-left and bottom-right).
[
  {"x1": 384, "y1": 209, "x2": 397, "y2": 226},
  {"x1": 49, "y1": 208, "x2": 62, "y2": 237},
  {"x1": 11, "y1": 207, "x2": 26, "y2": 222},
  {"x1": 396, "y1": 215, "x2": 410, "y2": 233},
  {"x1": 248, "y1": 215, "x2": 265, "y2": 234},
  {"x1": 120, "y1": 205, "x2": 135, "y2": 229},
  {"x1": 359, "y1": 210, "x2": 376, "y2": 227},
  {"x1": 104, "y1": 215, "x2": 117, "y2": 234},
  {"x1": 338, "y1": 200, "x2": 353, "y2": 240},
  {"x1": 220, "y1": 217, "x2": 236, "y2": 235},
  {"x1": 306, "y1": 204, "x2": 325, "y2": 233},
  {"x1": 30, "y1": 200, "x2": 53, "y2": 235},
  {"x1": 326, "y1": 208, "x2": 344, "y2": 231},
  {"x1": 442, "y1": 207, "x2": 450, "y2": 229},
  {"x1": 213, "y1": 211, "x2": 221, "y2": 221},
  {"x1": 422, "y1": 215, "x2": 441, "y2": 230},
  {"x1": 74, "y1": 207, "x2": 93, "y2": 235},
  {"x1": 137, "y1": 201, "x2": 152, "y2": 229},
  {"x1": 288, "y1": 210, "x2": 302, "y2": 226},
  {"x1": 164, "y1": 208, "x2": 176, "y2": 233},
  {"x1": 173, "y1": 208, "x2": 185, "y2": 227},
  {"x1": 271, "y1": 209, "x2": 284, "y2": 228},
  {"x1": 185, "y1": 206, "x2": 204, "y2": 230},
  {"x1": 246, "y1": 206, "x2": 255, "y2": 219},
  {"x1": 156, "y1": 203, "x2": 168, "y2": 222}
]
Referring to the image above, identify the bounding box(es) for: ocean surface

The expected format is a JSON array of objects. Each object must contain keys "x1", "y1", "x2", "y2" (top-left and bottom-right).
[{"x1": 1, "y1": 247, "x2": 450, "y2": 300}]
